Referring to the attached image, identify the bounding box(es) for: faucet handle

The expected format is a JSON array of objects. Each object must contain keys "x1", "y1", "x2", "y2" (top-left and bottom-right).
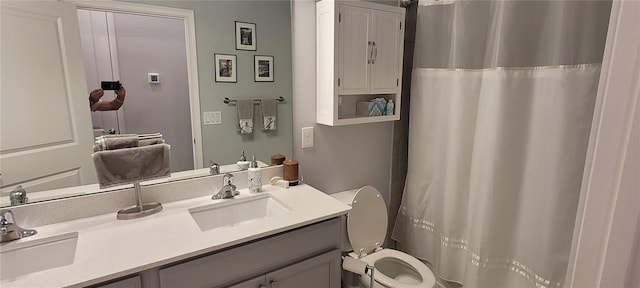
[
  {"x1": 223, "y1": 173, "x2": 234, "y2": 185},
  {"x1": 0, "y1": 209, "x2": 13, "y2": 223}
]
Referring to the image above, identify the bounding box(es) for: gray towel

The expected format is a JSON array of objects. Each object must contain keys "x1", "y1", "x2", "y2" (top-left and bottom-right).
[
  {"x1": 139, "y1": 138, "x2": 165, "y2": 146},
  {"x1": 94, "y1": 134, "x2": 138, "y2": 151},
  {"x1": 92, "y1": 144, "x2": 171, "y2": 188},
  {"x1": 237, "y1": 99, "x2": 254, "y2": 134},
  {"x1": 261, "y1": 99, "x2": 277, "y2": 131}
]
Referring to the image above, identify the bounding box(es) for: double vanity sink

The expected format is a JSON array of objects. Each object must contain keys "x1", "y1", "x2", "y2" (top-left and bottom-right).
[{"x1": 0, "y1": 182, "x2": 350, "y2": 287}]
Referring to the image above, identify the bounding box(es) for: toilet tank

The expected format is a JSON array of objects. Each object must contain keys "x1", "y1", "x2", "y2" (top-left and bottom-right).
[{"x1": 331, "y1": 189, "x2": 360, "y2": 252}]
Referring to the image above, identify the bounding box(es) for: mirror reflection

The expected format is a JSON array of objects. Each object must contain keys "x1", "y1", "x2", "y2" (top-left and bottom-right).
[{"x1": 0, "y1": 0, "x2": 293, "y2": 207}]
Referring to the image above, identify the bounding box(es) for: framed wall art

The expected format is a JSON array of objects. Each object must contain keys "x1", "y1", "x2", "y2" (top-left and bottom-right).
[
  {"x1": 254, "y1": 55, "x2": 274, "y2": 82},
  {"x1": 235, "y1": 21, "x2": 257, "y2": 51},
  {"x1": 214, "y1": 53, "x2": 237, "y2": 83}
]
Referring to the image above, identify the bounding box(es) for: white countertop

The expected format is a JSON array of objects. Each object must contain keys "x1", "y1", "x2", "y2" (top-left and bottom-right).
[{"x1": 0, "y1": 184, "x2": 351, "y2": 287}]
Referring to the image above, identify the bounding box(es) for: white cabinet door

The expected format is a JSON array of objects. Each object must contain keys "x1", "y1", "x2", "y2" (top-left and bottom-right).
[
  {"x1": 265, "y1": 249, "x2": 341, "y2": 288},
  {"x1": 0, "y1": 0, "x2": 96, "y2": 194},
  {"x1": 338, "y1": 5, "x2": 371, "y2": 95},
  {"x1": 370, "y1": 10, "x2": 403, "y2": 94}
]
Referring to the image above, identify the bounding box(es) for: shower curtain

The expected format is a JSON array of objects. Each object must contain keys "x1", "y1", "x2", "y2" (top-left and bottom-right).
[{"x1": 392, "y1": 1, "x2": 612, "y2": 287}]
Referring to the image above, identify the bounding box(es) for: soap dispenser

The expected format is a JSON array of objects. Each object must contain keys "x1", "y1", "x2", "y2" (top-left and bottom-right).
[
  {"x1": 248, "y1": 155, "x2": 262, "y2": 193},
  {"x1": 237, "y1": 150, "x2": 250, "y2": 170}
]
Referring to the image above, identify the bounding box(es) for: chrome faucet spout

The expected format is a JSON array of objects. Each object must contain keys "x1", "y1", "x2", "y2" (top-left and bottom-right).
[
  {"x1": 0, "y1": 209, "x2": 37, "y2": 243},
  {"x1": 212, "y1": 173, "x2": 239, "y2": 200}
]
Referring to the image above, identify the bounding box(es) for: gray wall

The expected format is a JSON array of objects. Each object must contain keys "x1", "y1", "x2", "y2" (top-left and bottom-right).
[
  {"x1": 127, "y1": 0, "x2": 293, "y2": 166},
  {"x1": 114, "y1": 13, "x2": 194, "y2": 172},
  {"x1": 291, "y1": 0, "x2": 394, "y2": 205}
]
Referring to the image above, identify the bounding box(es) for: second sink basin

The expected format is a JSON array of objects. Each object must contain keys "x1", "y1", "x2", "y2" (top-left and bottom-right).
[
  {"x1": 1, "y1": 232, "x2": 78, "y2": 281},
  {"x1": 189, "y1": 193, "x2": 290, "y2": 232}
]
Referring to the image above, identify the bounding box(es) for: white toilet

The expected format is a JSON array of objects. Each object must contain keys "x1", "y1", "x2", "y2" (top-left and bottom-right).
[{"x1": 332, "y1": 186, "x2": 436, "y2": 288}]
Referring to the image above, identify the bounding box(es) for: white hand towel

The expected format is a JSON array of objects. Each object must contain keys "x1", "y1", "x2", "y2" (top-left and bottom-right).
[
  {"x1": 237, "y1": 99, "x2": 254, "y2": 134},
  {"x1": 261, "y1": 99, "x2": 277, "y2": 131}
]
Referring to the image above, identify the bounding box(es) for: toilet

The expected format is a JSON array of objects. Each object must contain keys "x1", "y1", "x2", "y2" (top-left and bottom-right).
[{"x1": 332, "y1": 186, "x2": 436, "y2": 288}]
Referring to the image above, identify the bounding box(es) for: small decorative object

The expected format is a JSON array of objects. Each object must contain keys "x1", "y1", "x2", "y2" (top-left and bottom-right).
[
  {"x1": 235, "y1": 21, "x2": 257, "y2": 51},
  {"x1": 254, "y1": 55, "x2": 274, "y2": 82},
  {"x1": 271, "y1": 153, "x2": 285, "y2": 165},
  {"x1": 283, "y1": 159, "x2": 299, "y2": 186},
  {"x1": 214, "y1": 54, "x2": 237, "y2": 83}
]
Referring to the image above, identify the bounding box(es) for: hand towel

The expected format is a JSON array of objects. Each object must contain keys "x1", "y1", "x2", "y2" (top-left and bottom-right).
[
  {"x1": 92, "y1": 143, "x2": 171, "y2": 188},
  {"x1": 237, "y1": 99, "x2": 254, "y2": 134},
  {"x1": 261, "y1": 99, "x2": 277, "y2": 131}
]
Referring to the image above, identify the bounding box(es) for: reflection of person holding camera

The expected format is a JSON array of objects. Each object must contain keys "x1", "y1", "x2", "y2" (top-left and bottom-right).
[{"x1": 89, "y1": 85, "x2": 126, "y2": 112}]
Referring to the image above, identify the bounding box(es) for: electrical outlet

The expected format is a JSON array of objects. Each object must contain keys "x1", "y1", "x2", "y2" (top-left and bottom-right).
[
  {"x1": 203, "y1": 111, "x2": 222, "y2": 125},
  {"x1": 302, "y1": 127, "x2": 314, "y2": 148}
]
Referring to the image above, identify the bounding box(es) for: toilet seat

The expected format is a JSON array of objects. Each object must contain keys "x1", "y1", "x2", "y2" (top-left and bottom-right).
[
  {"x1": 360, "y1": 248, "x2": 436, "y2": 288},
  {"x1": 340, "y1": 186, "x2": 435, "y2": 288}
]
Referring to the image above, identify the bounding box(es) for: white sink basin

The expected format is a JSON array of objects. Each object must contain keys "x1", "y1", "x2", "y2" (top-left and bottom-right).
[
  {"x1": 0, "y1": 232, "x2": 78, "y2": 281},
  {"x1": 189, "y1": 193, "x2": 291, "y2": 232}
]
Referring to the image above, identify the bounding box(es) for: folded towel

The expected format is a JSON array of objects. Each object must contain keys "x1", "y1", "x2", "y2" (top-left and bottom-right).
[
  {"x1": 94, "y1": 133, "x2": 164, "y2": 151},
  {"x1": 139, "y1": 138, "x2": 165, "y2": 146},
  {"x1": 237, "y1": 99, "x2": 254, "y2": 134},
  {"x1": 261, "y1": 99, "x2": 277, "y2": 131},
  {"x1": 92, "y1": 144, "x2": 171, "y2": 188}
]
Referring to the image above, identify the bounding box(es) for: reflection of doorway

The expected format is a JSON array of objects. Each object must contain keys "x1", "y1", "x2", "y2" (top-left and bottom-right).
[{"x1": 78, "y1": 10, "x2": 194, "y2": 172}]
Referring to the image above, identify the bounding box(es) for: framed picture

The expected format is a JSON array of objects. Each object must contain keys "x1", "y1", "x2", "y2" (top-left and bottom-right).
[
  {"x1": 235, "y1": 21, "x2": 257, "y2": 51},
  {"x1": 214, "y1": 54, "x2": 237, "y2": 83},
  {"x1": 254, "y1": 55, "x2": 274, "y2": 82}
]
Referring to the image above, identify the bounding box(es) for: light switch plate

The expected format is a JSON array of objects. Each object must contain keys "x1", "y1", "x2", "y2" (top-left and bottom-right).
[
  {"x1": 203, "y1": 111, "x2": 222, "y2": 125},
  {"x1": 302, "y1": 127, "x2": 314, "y2": 148}
]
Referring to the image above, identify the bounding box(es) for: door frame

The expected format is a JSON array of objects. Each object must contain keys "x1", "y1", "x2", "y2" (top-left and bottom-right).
[
  {"x1": 69, "y1": 0, "x2": 204, "y2": 169},
  {"x1": 566, "y1": 1, "x2": 640, "y2": 287}
]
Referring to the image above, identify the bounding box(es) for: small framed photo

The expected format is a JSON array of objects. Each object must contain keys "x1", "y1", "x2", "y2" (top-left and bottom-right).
[
  {"x1": 254, "y1": 55, "x2": 274, "y2": 82},
  {"x1": 214, "y1": 54, "x2": 237, "y2": 83},
  {"x1": 235, "y1": 21, "x2": 257, "y2": 51}
]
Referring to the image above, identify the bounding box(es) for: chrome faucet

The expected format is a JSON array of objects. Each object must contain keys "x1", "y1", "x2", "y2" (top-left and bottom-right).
[
  {"x1": 212, "y1": 173, "x2": 239, "y2": 200},
  {"x1": 210, "y1": 161, "x2": 220, "y2": 175},
  {"x1": 1, "y1": 209, "x2": 37, "y2": 243}
]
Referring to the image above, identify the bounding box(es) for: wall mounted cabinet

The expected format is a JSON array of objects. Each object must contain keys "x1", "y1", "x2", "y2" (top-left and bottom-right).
[{"x1": 317, "y1": 0, "x2": 405, "y2": 126}]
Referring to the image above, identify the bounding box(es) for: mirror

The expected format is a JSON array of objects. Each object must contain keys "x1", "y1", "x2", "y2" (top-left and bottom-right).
[{"x1": 0, "y1": 0, "x2": 293, "y2": 207}]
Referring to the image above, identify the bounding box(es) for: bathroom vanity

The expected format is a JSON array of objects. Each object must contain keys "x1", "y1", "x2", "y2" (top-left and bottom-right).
[{"x1": 0, "y1": 180, "x2": 350, "y2": 288}]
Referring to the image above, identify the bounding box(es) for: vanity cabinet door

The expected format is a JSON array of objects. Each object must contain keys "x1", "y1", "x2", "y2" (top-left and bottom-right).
[
  {"x1": 92, "y1": 276, "x2": 142, "y2": 288},
  {"x1": 228, "y1": 275, "x2": 267, "y2": 288},
  {"x1": 265, "y1": 249, "x2": 342, "y2": 288}
]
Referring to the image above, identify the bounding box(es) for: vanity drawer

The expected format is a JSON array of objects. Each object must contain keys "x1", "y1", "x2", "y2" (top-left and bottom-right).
[{"x1": 158, "y1": 217, "x2": 341, "y2": 288}]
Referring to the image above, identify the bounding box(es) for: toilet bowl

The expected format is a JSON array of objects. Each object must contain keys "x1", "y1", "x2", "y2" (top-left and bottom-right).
[{"x1": 332, "y1": 186, "x2": 436, "y2": 288}]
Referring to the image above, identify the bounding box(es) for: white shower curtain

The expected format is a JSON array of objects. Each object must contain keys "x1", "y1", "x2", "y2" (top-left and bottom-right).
[{"x1": 392, "y1": 1, "x2": 612, "y2": 287}]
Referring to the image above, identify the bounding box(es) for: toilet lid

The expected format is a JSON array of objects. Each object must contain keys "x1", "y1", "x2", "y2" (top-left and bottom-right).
[{"x1": 347, "y1": 186, "x2": 387, "y2": 256}]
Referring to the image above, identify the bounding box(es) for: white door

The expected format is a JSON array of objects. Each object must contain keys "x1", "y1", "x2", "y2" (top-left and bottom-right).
[
  {"x1": 77, "y1": 9, "x2": 126, "y2": 137},
  {"x1": 0, "y1": 0, "x2": 96, "y2": 194},
  {"x1": 338, "y1": 5, "x2": 371, "y2": 95},
  {"x1": 370, "y1": 10, "x2": 403, "y2": 94}
]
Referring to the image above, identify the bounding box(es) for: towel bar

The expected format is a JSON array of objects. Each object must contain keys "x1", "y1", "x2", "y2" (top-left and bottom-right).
[{"x1": 223, "y1": 96, "x2": 285, "y2": 105}]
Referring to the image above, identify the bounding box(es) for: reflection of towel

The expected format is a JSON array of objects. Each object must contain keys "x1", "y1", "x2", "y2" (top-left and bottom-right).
[
  {"x1": 92, "y1": 144, "x2": 171, "y2": 188},
  {"x1": 261, "y1": 99, "x2": 277, "y2": 131},
  {"x1": 237, "y1": 99, "x2": 254, "y2": 134},
  {"x1": 94, "y1": 134, "x2": 138, "y2": 151},
  {"x1": 94, "y1": 133, "x2": 164, "y2": 151}
]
